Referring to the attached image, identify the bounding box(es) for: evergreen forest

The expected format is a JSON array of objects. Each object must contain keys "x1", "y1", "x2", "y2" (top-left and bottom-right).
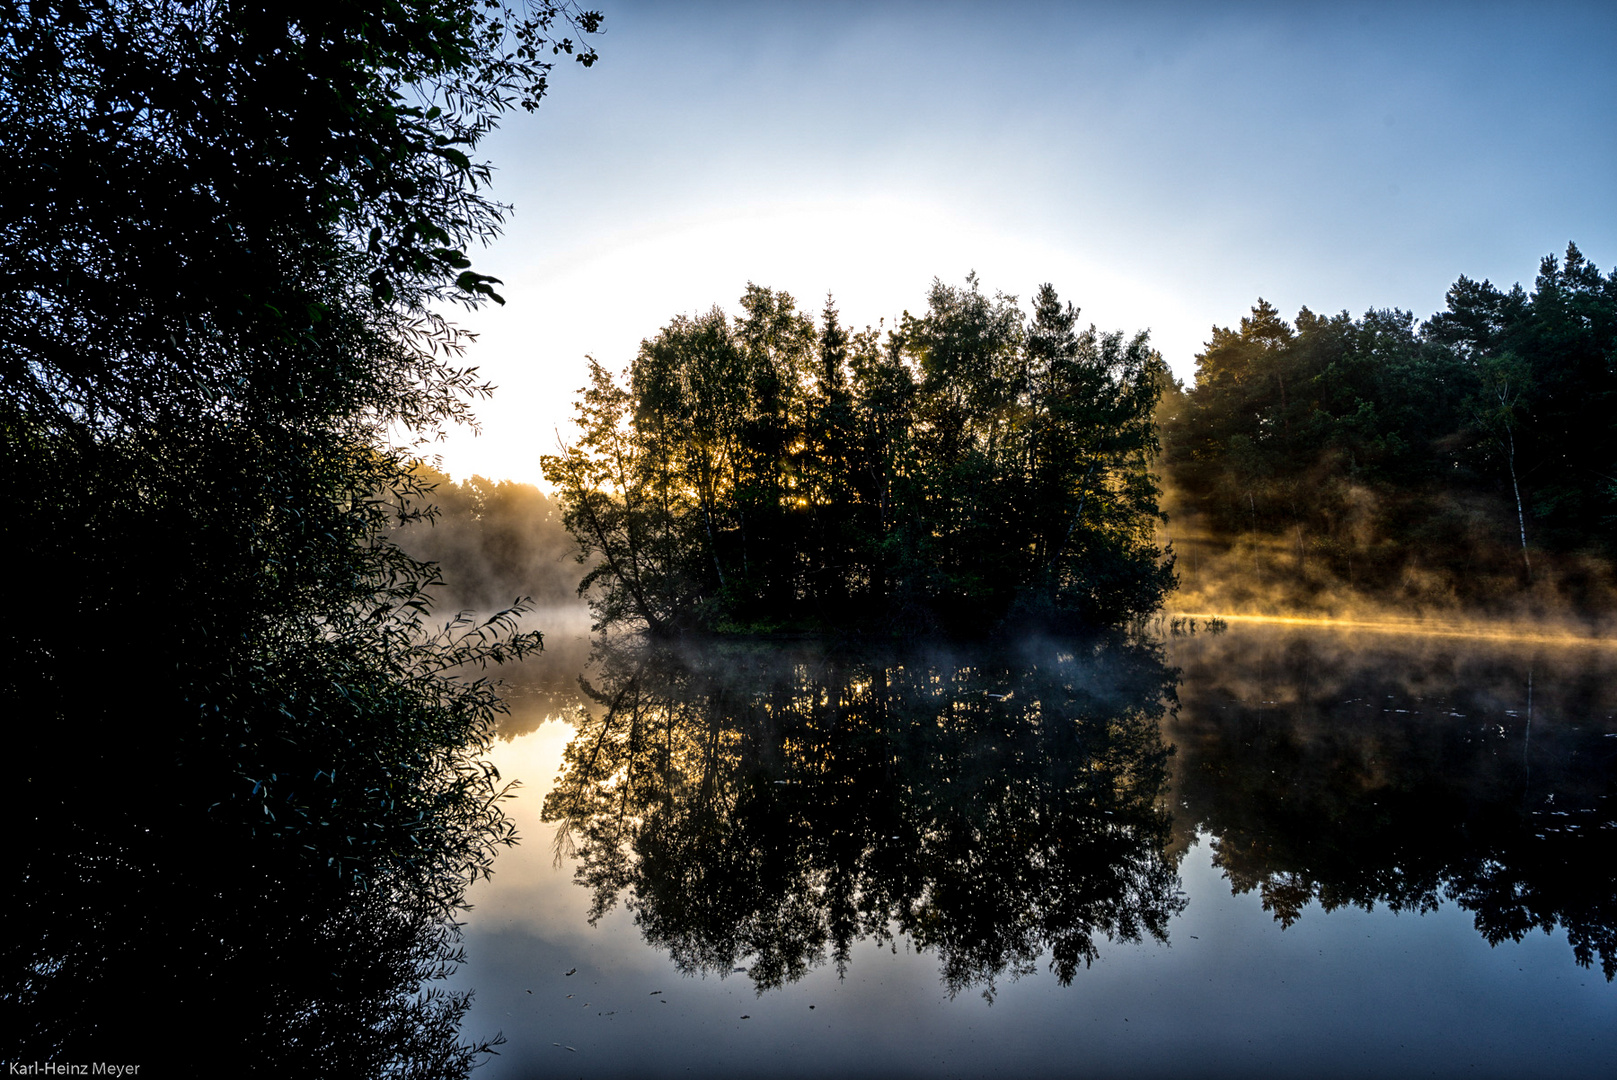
[{"x1": 1161, "y1": 242, "x2": 1616, "y2": 620}]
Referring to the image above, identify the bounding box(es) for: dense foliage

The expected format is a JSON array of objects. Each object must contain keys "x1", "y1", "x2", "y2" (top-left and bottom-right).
[
  {"x1": 1162, "y1": 244, "x2": 1617, "y2": 612},
  {"x1": 544, "y1": 278, "x2": 1175, "y2": 636},
  {"x1": 1, "y1": 0, "x2": 597, "y2": 1069}
]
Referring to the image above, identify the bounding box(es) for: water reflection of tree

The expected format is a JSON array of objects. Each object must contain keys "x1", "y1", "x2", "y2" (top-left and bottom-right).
[
  {"x1": 1168, "y1": 631, "x2": 1617, "y2": 979},
  {"x1": 542, "y1": 638, "x2": 1183, "y2": 999}
]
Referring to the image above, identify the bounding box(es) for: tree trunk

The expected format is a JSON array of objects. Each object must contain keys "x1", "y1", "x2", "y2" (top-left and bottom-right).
[
  {"x1": 704, "y1": 502, "x2": 728, "y2": 590},
  {"x1": 1505, "y1": 425, "x2": 1532, "y2": 582}
]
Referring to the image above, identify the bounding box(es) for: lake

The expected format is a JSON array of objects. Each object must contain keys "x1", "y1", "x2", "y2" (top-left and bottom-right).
[{"x1": 447, "y1": 620, "x2": 1616, "y2": 1079}]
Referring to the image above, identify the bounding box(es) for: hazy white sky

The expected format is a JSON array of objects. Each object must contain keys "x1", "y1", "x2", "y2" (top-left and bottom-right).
[{"x1": 429, "y1": 0, "x2": 1616, "y2": 486}]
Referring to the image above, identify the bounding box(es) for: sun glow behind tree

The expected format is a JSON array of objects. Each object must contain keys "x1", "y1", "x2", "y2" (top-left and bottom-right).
[
  {"x1": 435, "y1": 201, "x2": 1200, "y2": 487},
  {"x1": 418, "y1": 2, "x2": 1615, "y2": 488}
]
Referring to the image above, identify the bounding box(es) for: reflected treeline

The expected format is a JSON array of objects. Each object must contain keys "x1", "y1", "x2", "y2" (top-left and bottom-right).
[
  {"x1": 542, "y1": 637, "x2": 1183, "y2": 999},
  {"x1": 1167, "y1": 630, "x2": 1617, "y2": 979}
]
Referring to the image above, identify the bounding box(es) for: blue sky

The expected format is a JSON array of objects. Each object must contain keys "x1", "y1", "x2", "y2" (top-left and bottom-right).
[{"x1": 433, "y1": 0, "x2": 1617, "y2": 485}]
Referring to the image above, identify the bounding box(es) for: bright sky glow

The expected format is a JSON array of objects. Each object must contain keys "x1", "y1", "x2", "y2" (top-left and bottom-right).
[{"x1": 428, "y1": 0, "x2": 1617, "y2": 486}]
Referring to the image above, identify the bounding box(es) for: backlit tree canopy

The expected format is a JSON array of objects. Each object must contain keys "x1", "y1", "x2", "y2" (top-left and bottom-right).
[{"x1": 543, "y1": 277, "x2": 1176, "y2": 636}]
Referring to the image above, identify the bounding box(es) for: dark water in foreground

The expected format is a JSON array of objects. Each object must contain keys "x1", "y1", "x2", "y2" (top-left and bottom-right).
[{"x1": 449, "y1": 624, "x2": 1616, "y2": 1079}]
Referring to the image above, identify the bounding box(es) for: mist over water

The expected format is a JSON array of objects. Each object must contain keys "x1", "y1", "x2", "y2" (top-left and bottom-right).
[
  {"x1": 392, "y1": 466, "x2": 584, "y2": 616},
  {"x1": 1157, "y1": 483, "x2": 1617, "y2": 645},
  {"x1": 486, "y1": 604, "x2": 595, "y2": 740}
]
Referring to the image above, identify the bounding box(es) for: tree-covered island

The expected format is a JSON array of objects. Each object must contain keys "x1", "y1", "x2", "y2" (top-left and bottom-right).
[{"x1": 543, "y1": 278, "x2": 1176, "y2": 637}]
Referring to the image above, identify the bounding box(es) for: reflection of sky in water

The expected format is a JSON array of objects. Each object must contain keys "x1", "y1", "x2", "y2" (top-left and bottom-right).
[{"x1": 452, "y1": 628, "x2": 1616, "y2": 1078}]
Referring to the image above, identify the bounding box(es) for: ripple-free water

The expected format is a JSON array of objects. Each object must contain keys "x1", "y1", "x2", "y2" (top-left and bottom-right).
[{"x1": 452, "y1": 625, "x2": 1617, "y2": 1079}]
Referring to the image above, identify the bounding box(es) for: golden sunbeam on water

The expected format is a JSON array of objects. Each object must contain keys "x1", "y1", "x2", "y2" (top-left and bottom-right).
[{"x1": 1169, "y1": 611, "x2": 1617, "y2": 648}]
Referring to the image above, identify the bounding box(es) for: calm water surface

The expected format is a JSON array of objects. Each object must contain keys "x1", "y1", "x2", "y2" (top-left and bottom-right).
[{"x1": 450, "y1": 624, "x2": 1616, "y2": 1078}]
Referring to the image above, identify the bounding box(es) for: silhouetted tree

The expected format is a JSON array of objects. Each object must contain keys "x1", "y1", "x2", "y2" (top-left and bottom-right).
[
  {"x1": 2, "y1": 1, "x2": 599, "y2": 1069},
  {"x1": 546, "y1": 277, "x2": 1174, "y2": 636}
]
